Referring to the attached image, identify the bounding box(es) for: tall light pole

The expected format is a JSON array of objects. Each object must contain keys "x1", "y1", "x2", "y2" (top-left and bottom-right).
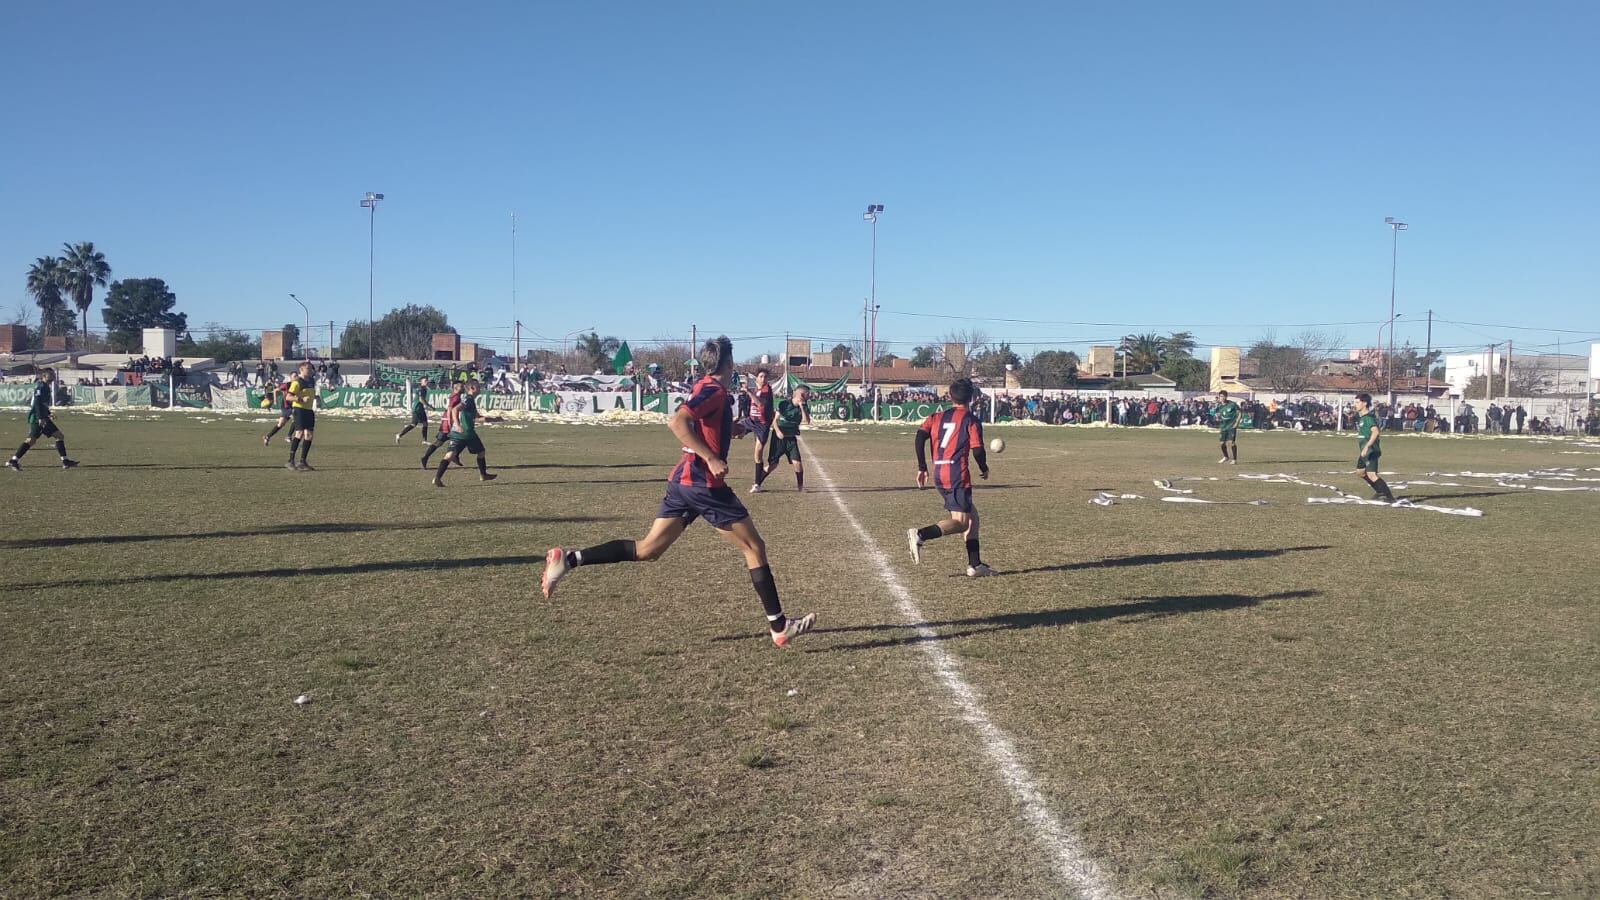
[
  {"x1": 288, "y1": 293, "x2": 309, "y2": 359},
  {"x1": 361, "y1": 192, "x2": 385, "y2": 371},
  {"x1": 1384, "y1": 216, "x2": 1407, "y2": 405},
  {"x1": 863, "y1": 204, "x2": 883, "y2": 392},
  {"x1": 511, "y1": 210, "x2": 519, "y2": 364}
]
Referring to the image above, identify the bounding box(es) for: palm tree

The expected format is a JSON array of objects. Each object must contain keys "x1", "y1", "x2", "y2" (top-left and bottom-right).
[
  {"x1": 575, "y1": 331, "x2": 621, "y2": 371},
  {"x1": 26, "y1": 256, "x2": 72, "y2": 337},
  {"x1": 58, "y1": 241, "x2": 111, "y2": 336},
  {"x1": 1119, "y1": 333, "x2": 1167, "y2": 374}
]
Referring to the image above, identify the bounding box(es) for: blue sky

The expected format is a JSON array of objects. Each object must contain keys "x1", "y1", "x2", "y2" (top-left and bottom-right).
[{"x1": 2, "y1": 1, "x2": 1595, "y2": 361}]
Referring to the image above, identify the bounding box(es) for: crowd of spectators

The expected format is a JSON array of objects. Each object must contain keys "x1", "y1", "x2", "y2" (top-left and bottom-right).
[{"x1": 124, "y1": 356, "x2": 185, "y2": 376}]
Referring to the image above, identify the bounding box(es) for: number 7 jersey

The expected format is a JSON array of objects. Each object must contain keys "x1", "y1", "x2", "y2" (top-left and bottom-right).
[{"x1": 919, "y1": 406, "x2": 983, "y2": 489}]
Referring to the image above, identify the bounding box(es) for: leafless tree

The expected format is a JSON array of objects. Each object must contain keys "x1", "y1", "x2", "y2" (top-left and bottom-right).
[{"x1": 1250, "y1": 329, "x2": 1343, "y2": 394}]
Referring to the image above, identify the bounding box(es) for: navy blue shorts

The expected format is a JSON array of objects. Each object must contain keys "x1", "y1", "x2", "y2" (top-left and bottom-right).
[
  {"x1": 937, "y1": 486, "x2": 974, "y2": 514},
  {"x1": 747, "y1": 419, "x2": 771, "y2": 443},
  {"x1": 658, "y1": 482, "x2": 749, "y2": 529}
]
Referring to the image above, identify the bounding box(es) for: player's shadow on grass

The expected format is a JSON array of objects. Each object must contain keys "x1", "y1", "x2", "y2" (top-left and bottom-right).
[
  {"x1": 819, "y1": 483, "x2": 1041, "y2": 494},
  {"x1": 1400, "y1": 491, "x2": 1525, "y2": 502},
  {"x1": 998, "y1": 545, "x2": 1331, "y2": 576},
  {"x1": 0, "y1": 515, "x2": 617, "y2": 550},
  {"x1": 492, "y1": 462, "x2": 661, "y2": 470},
  {"x1": 815, "y1": 590, "x2": 1320, "y2": 652},
  {"x1": 2, "y1": 553, "x2": 559, "y2": 591},
  {"x1": 88, "y1": 463, "x2": 302, "y2": 471}
]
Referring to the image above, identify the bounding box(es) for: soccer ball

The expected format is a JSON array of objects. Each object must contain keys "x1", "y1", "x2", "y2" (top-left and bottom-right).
[{"x1": 989, "y1": 437, "x2": 1005, "y2": 453}]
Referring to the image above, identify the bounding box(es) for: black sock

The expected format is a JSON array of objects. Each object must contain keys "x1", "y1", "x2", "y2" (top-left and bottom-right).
[
  {"x1": 422, "y1": 424, "x2": 429, "y2": 440},
  {"x1": 916, "y1": 524, "x2": 944, "y2": 542},
  {"x1": 13, "y1": 443, "x2": 29, "y2": 460},
  {"x1": 288, "y1": 437, "x2": 300, "y2": 461},
  {"x1": 965, "y1": 538, "x2": 982, "y2": 567},
  {"x1": 398, "y1": 424, "x2": 414, "y2": 438},
  {"x1": 1221, "y1": 444, "x2": 1229, "y2": 459},
  {"x1": 571, "y1": 539, "x2": 636, "y2": 568},
  {"x1": 795, "y1": 469, "x2": 803, "y2": 490},
  {"x1": 434, "y1": 457, "x2": 450, "y2": 479},
  {"x1": 1231, "y1": 444, "x2": 1239, "y2": 462},
  {"x1": 299, "y1": 440, "x2": 312, "y2": 462},
  {"x1": 264, "y1": 423, "x2": 282, "y2": 439},
  {"x1": 754, "y1": 461, "x2": 765, "y2": 485},
  {"x1": 476, "y1": 454, "x2": 488, "y2": 475},
  {"x1": 1372, "y1": 477, "x2": 1394, "y2": 500},
  {"x1": 750, "y1": 565, "x2": 785, "y2": 632},
  {"x1": 54, "y1": 439, "x2": 67, "y2": 459}
]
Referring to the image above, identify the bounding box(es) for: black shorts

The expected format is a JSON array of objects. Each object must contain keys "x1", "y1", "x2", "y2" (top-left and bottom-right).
[
  {"x1": 412, "y1": 406, "x2": 428, "y2": 425},
  {"x1": 279, "y1": 404, "x2": 293, "y2": 419},
  {"x1": 28, "y1": 419, "x2": 59, "y2": 440},
  {"x1": 937, "y1": 486, "x2": 975, "y2": 514},
  {"x1": 292, "y1": 408, "x2": 316, "y2": 431},
  {"x1": 449, "y1": 434, "x2": 485, "y2": 455},
  {"x1": 658, "y1": 482, "x2": 749, "y2": 529},
  {"x1": 766, "y1": 434, "x2": 800, "y2": 465},
  {"x1": 1219, "y1": 427, "x2": 1237, "y2": 443},
  {"x1": 1356, "y1": 451, "x2": 1381, "y2": 473}
]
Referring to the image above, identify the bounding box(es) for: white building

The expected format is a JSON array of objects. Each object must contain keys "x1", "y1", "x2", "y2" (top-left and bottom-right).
[{"x1": 1443, "y1": 351, "x2": 1501, "y2": 396}]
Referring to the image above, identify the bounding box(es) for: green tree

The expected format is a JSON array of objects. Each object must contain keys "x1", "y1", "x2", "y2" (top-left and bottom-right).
[
  {"x1": 58, "y1": 241, "x2": 111, "y2": 336},
  {"x1": 178, "y1": 324, "x2": 262, "y2": 363},
  {"x1": 100, "y1": 278, "x2": 187, "y2": 352},
  {"x1": 1159, "y1": 355, "x2": 1211, "y2": 391},
  {"x1": 1022, "y1": 350, "x2": 1081, "y2": 387},
  {"x1": 1165, "y1": 331, "x2": 1197, "y2": 358},
  {"x1": 971, "y1": 342, "x2": 1022, "y2": 379},
  {"x1": 26, "y1": 256, "x2": 74, "y2": 337},
  {"x1": 576, "y1": 332, "x2": 623, "y2": 371},
  {"x1": 1119, "y1": 333, "x2": 1167, "y2": 374},
  {"x1": 909, "y1": 345, "x2": 936, "y2": 368},
  {"x1": 337, "y1": 304, "x2": 453, "y2": 359}
]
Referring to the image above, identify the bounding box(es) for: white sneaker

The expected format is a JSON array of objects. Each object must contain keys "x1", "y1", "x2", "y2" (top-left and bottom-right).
[
  {"x1": 771, "y1": 612, "x2": 816, "y2": 648},
  {"x1": 749, "y1": 483, "x2": 763, "y2": 494},
  {"x1": 966, "y1": 563, "x2": 996, "y2": 577},
  {"x1": 1218, "y1": 457, "x2": 1229, "y2": 464},
  {"x1": 907, "y1": 528, "x2": 922, "y2": 564},
  {"x1": 540, "y1": 547, "x2": 570, "y2": 599}
]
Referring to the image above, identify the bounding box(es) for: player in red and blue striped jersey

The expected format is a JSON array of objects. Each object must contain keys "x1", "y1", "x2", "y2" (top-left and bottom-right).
[
  {"x1": 745, "y1": 367, "x2": 775, "y2": 486},
  {"x1": 540, "y1": 336, "x2": 817, "y2": 648},
  {"x1": 907, "y1": 378, "x2": 994, "y2": 577}
]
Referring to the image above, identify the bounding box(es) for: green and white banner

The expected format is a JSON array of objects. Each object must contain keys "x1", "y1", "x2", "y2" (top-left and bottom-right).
[
  {"x1": 0, "y1": 383, "x2": 34, "y2": 406},
  {"x1": 785, "y1": 373, "x2": 851, "y2": 394},
  {"x1": 375, "y1": 363, "x2": 451, "y2": 386}
]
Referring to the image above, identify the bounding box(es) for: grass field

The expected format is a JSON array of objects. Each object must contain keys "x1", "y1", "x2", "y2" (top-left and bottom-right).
[{"x1": 2, "y1": 409, "x2": 1597, "y2": 898}]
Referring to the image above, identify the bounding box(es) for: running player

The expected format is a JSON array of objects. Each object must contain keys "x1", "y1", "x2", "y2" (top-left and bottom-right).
[
  {"x1": 746, "y1": 367, "x2": 774, "y2": 485},
  {"x1": 420, "y1": 381, "x2": 464, "y2": 470},
  {"x1": 907, "y1": 378, "x2": 993, "y2": 577},
  {"x1": 751, "y1": 385, "x2": 810, "y2": 493},
  {"x1": 1352, "y1": 392, "x2": 1396, "y2": 502},
  {"x1": 431, "y1": 380, "x2": 496, "y2": 486},
  {"x1": 285, "y1": 361, "x2": 318, "y2": 471},
  {"x1": 395, "y1": 376, "x2": 432, "y2": 444},
  {"x1": 540, "y1": 336, "x2": 816, "y2": 648},
  {"x1": 7, "y1": 369, "x2": 78, "y2": 471},
  {"x1": 262, "y1": 378, "x2": 294, "y2": 445},
  {"x1": 1214, "y1": 389, "x2": 1241, "y2": 464}
]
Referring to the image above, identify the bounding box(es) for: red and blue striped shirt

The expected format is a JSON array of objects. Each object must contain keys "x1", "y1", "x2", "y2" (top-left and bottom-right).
[{"x1": 671, "y1": 376, "x2": 734, "y2": 488}]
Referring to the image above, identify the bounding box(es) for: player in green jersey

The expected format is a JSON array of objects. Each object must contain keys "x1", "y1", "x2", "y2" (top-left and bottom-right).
[
  {"x1": 1353, "y1": 392, "x2": 1396, "y2": 502},
  {"x1": 7, "y1": 369, "x2": 78, "y2": 471},
  {"x1": 1214, "y1": 390, "x2": 1241, "y2": 464},
  {"x1": 751, "y1": 385, "x2": 810, "y2": 493},
  {"x1": 431, "y1": 380, "x2": 496, "y2": 487}
]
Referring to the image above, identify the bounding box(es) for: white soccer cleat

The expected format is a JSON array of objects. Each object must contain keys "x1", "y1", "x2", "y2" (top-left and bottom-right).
[
  {"x1": 749, "y1": 482, "x2": 763, "y2": 494},
  {"x1": 966, "y1": 563, "x2": 997, "y2": 578},
  {"x1": 907, "y1": 528, "x2": 922, "y2": 564},
  {"x1": 540, "y1": 547, "x2": 570, "y2": 599},
  {"x1": 771, "y1": 612, "x2": 816, "y2": 648},
  {"x1": 1218, "y1": 457, "x2": 1229, "y2": 464}
]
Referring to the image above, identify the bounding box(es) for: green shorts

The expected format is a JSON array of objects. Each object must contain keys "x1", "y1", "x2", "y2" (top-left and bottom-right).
[
  {"x1": 1356, "y1": 451, "x2": 1381, "y2": 473},
  {"x1": 766, "y1": 434, "x2": 800, "y2": 466},
  {"x1": 1219, "y1": 427, "x2": 1237, "y2": 443}
]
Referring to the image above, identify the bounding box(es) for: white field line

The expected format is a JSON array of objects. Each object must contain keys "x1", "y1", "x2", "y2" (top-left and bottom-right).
[{"x1": 801, "y1": 439, "x2": 1117, "y2": 900}]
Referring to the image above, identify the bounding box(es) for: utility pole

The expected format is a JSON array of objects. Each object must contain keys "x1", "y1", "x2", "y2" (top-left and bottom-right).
[
  {"x1": 1424, "y1": 309, "x2": 1433, "y2": 397},
  {"x1": 511, "y1": 211, "x2": 518, "y2": 364},
  {"x1": 1486, "y1": 344, "x2": 1495, "y2": 401},
  {"x1": 1507, "y1": 340, "x2": 1513, "y2": 398},
  {"x1": 1384, "y1": 217, "x2": 1408, "y2": 407},
  {"x1": 691, "y1": 324, "x2": 697, "y2": 378},
  {"x1": 360, "y1": 192, "x2": 385, "y2": 370}
]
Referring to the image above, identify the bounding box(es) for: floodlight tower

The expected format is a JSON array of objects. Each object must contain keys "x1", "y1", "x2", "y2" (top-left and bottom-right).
[
  {"x1": 361, "y1": 192, "x2": 385, "y2": 370},
  {"x1": 863, "y1": 204, "x2": 884, "y2": 392},
  {"x1": 1384, "y1": 216, "x2": 1407, "y2": 405},
  {"x1": 288, "y1": 293, "x2": 309, "y2": 359}
]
